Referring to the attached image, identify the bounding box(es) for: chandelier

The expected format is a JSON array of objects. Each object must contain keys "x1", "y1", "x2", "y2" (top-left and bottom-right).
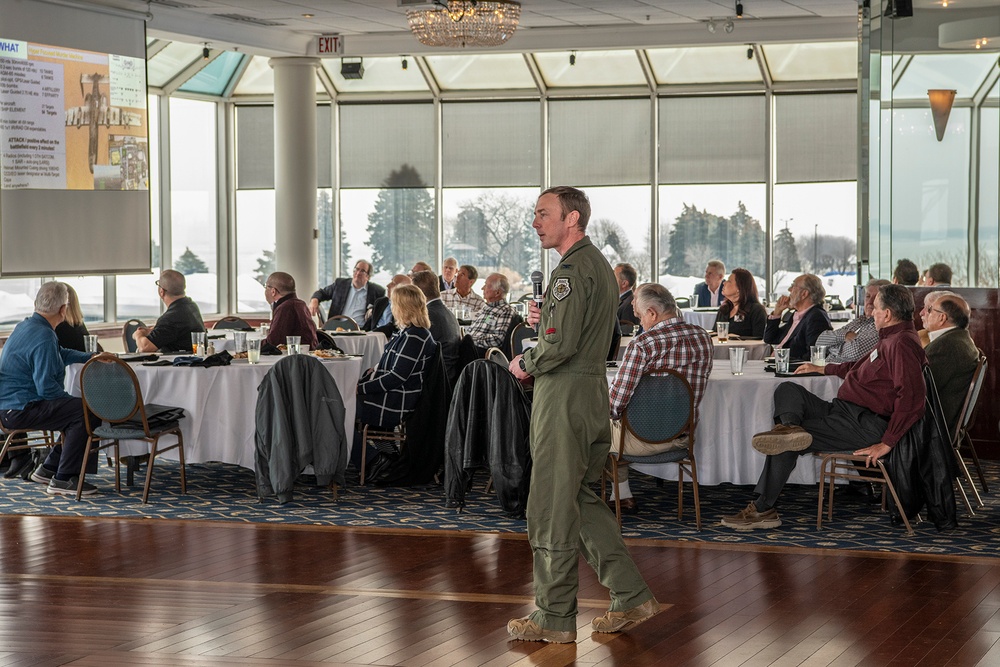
[{"x1": 406, "y1": 1, "x2": 521, "y2": 48}]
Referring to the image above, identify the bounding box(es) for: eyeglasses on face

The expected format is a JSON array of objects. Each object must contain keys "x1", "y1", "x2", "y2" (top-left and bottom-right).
[{"x1": 353, "y1": 266, "x2": 369, "y2": 275}]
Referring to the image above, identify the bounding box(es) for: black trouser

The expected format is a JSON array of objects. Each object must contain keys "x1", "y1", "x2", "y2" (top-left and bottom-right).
[
  {"x1": 0, "y1": 398, "x2": 96, "y2": 481},
  {"x1": 753, "y1": 382, "x2": 889, "y2": 510}
]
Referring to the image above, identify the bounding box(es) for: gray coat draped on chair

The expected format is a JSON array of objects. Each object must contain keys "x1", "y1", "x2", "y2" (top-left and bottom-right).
[{"x1": 254, "y1": 355, "x2": 348, "y2": 503}]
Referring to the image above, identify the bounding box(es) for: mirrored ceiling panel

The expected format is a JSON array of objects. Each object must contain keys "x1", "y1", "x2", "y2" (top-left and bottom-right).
[
  {"x1": 324, "y1": 56, "x2": 430, "y2": 93},
  {"x1": 425, "y1": 54, "x2": 535, "y2": 91},
  {"x1": 763, "y1": 42, "x2": 858, "y2": 81},
  {"x1": 147, "y1": 42, "x2": 202, "y2": 88},
  {"x1": 534, "y1": 50, "x2": 646, "y2": 88},
  {"x1": 894, "y1": 54, "x2": 1000, "y2": 99},
  {"x1": 646, "y1": 45, "x2": 762, "y2": 85}
]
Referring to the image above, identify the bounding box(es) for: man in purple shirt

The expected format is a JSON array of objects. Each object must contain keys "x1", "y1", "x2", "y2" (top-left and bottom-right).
[
  {"x1": 264, "y1": 272, "x2": 318, "y2": 350},
  {"x1": 722, "y1": 284, "x2": 926, "y2": 531}
]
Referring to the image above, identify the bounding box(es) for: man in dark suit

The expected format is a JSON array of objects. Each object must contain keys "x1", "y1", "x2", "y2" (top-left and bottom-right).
[
  {"x1": 439, "y1": 257, "x2": 458, "y2": 292},
  {"x1": 692, "y1": 259, "x2": 725, "y2": 309},
  {"x1": 763, "y1": 273, "x2": 832, "y2": 361},
  {"x1": 365, "y1": 274, "x2": 411, "y2": 338},
  {"x1": 309, "y1": 259, "x2": 385, "y2": 328},
  {"x1": 922, "y1": 292, "x2": 978, "y2": 434},
  {"x1": 411, "y1": 270, "x2": 461, "y2": 384},
  {"x1": 614, "y1": 263, "x2": 640, "y2": 327}
]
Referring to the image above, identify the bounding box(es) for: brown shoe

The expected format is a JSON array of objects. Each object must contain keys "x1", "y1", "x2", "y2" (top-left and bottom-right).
[
  {"x1": 592, "y1": 598, "x2": 661, "y2": 633},
  {"x1": 720, "y1": 502, "x2": 782, "y2": 531},
  {"x1": 607, "y1": 497, "x2": 639, "y2": 515},
  {"x1": 507, "y1": 617, "x2": 576, "y2": 643},
  {"x1": 751, "y1": 423, "x2": 812, "y2": 455}
]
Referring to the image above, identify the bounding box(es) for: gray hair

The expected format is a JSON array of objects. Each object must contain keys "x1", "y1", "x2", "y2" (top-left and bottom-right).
[
  {"x1": 634, "y1": 283, "x2": 677, "y2": 317},
  {"x1": 706, "y1": 260, "x2": 726, "y2": 276},
  {"x1": 798, "y1": 274, "x2": 826, "y2": 307},
  {"x1": 486, "y1": 273, "x2": 509, "y2": 296},
  {"x1": 35, "y1": 281, "x2": 68, "y2": 315},
  {"x1": 877, "y1": 284, "x2": 915, "y2": 322}
]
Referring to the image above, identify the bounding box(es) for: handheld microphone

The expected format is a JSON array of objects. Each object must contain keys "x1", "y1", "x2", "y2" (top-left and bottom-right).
[{"x1": 531, "y1": 271, "x2": 544, "y2": 304}]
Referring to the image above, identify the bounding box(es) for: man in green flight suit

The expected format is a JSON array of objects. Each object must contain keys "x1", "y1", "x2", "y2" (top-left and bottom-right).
[{"x1": 507, "y1": 186, "x2": 660, "y2": 644}]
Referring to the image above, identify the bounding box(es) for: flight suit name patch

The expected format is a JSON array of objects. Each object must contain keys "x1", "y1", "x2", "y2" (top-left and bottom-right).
[{"x1": 552, "y1": 278, "x2": 571, "y2": 301}]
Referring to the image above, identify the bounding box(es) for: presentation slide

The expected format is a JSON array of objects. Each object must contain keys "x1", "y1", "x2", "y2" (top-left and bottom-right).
[{"x1": 0, "y1": 38, "x2": 147, "y2": 191}]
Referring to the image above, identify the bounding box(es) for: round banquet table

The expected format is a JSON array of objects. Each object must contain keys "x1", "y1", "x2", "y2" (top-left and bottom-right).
[
  {"x1": 606, "y1": 360, "x2": 843, "y2": 485},
  {"x1": 712, "y1": 338, "x2": 770, "y2": 361},
  {"x1": 680, "y1": 308, "x2": 719, "y2": 330},
  {"x1": 326, "y1": 331, "x2": 386, "y2": 370},
  {"x1": 65, "y1": 354, "x2": 363, "y2": 471}
]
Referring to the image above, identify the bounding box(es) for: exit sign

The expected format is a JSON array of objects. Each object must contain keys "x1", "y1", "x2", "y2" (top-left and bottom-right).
[{"x1": 317, "y1": 35, "x2": 343, "y2": 55}]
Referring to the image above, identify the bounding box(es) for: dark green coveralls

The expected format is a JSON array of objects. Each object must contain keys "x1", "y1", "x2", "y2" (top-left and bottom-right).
[{"x1": 521, "y1": 236, "x2": 654, "y2": 632}]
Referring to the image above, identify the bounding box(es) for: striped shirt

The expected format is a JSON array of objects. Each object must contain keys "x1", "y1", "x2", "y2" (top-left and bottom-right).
[
  {"x1": 466, "y1": 300, "x2": 516, "y2": 349},
  {"x1": 609, "y1": 317, "x2": 714, "y2": 420},
  {"x1": 815, "y1": 315, "x2": 879, "y2": 364}
]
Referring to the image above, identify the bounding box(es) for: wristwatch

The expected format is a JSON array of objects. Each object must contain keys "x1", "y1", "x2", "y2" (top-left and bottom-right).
[{"x1": 518, "y1": 358, "x2": 526, "y2": 373}]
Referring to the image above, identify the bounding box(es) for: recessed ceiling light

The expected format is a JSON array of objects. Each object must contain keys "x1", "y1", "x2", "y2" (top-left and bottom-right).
[{"x1": 302, "y1": 13, "x2": 314, "y2": 19}]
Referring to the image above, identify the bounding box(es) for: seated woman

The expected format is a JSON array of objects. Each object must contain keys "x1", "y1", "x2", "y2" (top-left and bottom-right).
[
  {"x1": 714, "y1": 268, "x2": 767, "y2": 339},
  {"x1": 55, "y1": 283, "x2": 101, "y2": 352},
  {"x1": 356, "y1": 284, "x2": 438, "y2": 429}
]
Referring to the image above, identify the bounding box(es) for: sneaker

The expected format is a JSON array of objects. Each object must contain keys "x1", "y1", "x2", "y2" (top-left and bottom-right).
[
  {"x1": 45, "y1": 477, "x2": 97, "y2": 497},
  {"x1": 29, "y1": 464, "x2": 56, "y2": 484},
  {"x1": 506, "y1": 617, "x2": 576, "y2": 644},
  {"x1": 751, "y1": 424, "x2": 812, "y2": 455},
  {"x1": 592, "y1": 598, "x2": 661, "y2": 633},
  {"x1": 720, "y1": 502, "x2": 782, "y2": 530}
]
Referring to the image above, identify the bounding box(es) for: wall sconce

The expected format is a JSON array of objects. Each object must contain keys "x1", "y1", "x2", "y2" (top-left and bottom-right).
[{"x1": 927, "y1": 89, "x2": 956, "y2": 142}]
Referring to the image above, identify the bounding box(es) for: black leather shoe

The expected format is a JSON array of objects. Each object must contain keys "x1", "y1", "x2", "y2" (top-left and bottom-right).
[{"x1": 608, "y1": 497, "x2": 639, "y2": 515}]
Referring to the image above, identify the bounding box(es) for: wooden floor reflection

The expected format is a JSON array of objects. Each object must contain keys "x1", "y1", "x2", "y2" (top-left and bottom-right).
[{"x1": 2, "y1": 515, "x2": 999, "y2": 666}]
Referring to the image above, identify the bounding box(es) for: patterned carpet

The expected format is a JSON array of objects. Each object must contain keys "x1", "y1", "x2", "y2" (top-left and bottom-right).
[{"x1": 1, "y1": 459, "x2": 999, "y2": 557}]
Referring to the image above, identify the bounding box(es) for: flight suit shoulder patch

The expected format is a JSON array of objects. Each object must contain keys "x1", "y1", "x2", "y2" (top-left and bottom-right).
[{"x1": 553, "y1": 277, "x2": 571, "y2": 301}]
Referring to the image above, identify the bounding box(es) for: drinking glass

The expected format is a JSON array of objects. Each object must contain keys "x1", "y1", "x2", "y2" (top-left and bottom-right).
[
  {"x1": 84, "y1": 335, "x2": 98, "y2": 353},
  {"x1": 260, "y1": 322, "x2": 270, "y2": 339},
  {"x1": 689, "y1": 293, "x2": 699, "y2": 309},
  {"x1": 191, "y1": 332, "x2": 206, "y2": 356},
  {"x1": 729, "y1": 346, "x2": 747, "y2": 376},
  {"x1": 233, "y1": 331, "x2": 248, "y2": 353},
  {"x1": 247, "y1": 338, "x2": 261, "y2": 364},
  {"x1": 810, "y1": 345, "x2": 828, "y2": 367},
  {"x1": 716, "y1": 321, "x2": 729, "y2": 343},
  {"x1": 775, "y1": 347, "x2": 791, "y2": 374}
]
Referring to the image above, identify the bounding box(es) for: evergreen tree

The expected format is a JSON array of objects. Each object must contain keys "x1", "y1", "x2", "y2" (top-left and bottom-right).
[
  {"x1": 174, "y1": 247, "x2": 208, "y2": 275},
  {"x1": 366, "y1": 164, "x2": 435, "y2": 275},
  {"x1": 253, "y1": 249, "x2": 276, "y2": 285},
  {"x1": 773, "y1": 226, "x2": 801, "y2": 273}
]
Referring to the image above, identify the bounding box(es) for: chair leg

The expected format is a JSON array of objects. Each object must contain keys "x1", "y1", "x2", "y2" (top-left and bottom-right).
[
  {"x1": 359, "y1": 424, "x2": 368, "y2": 486},
  {"x1": 676, "y1": 466, "x2": 684, "y2": 521},
  {"x1": 963, "y1": 432, "x2": 989, "y2": 495},
  {"x1": 76, "y1": 438, "x2": 97, "y2": 501},
  {"x1": 877, "y1": 462, "x2": 914, "y2": 537},
  {"x1": 817, "y1": 457, "x2": 828, "y2": 530},
  {"x1": 953, "y1": 447, "x2": 983, "y2": 508},
  {"x1": 954, "y1": 477, "x2": 975, "y2": 518},
  {"x1": 177, "y1": 433, "x2": 186, "y2": 495},
  {"x1": 142, "y1": 438, "x2": 159, "y2": 504},
  {"x1": 687, "y1": 459, "x2": 701, "y2": 531}
]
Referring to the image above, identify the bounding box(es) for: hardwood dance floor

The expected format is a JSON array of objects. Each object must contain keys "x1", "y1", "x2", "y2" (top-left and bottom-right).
[{"x1": 2, "y1": 515, "x2": 1000, "y2": 666}]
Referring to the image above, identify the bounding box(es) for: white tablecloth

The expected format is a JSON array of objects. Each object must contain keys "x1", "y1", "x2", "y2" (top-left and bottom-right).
[
  {"x1": 607, "y1": 360, "x2": 843, "y2": 485},
  {"x1": 713, "y1": 338, "x2": 770, "y2": 361},
  {"x1": 65, "y1": 355, "x2": 363, "y2": 471},
  {"x1": 328, "y1": 332, "x2": 386, "y2": 371},
  {"x1": 680, "y1": 308, "x2": 719, "y2": 329}
]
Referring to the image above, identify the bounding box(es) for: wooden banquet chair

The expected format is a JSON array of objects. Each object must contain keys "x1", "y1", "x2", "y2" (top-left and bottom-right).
[
  {"x1": 213, "y1": 316, "x2": 253, "y2": 330},
  {"x1": 0, "y1": 423, "x2": 62, "y2": 477},
  {"x1": 602, "y1": 370, "x2": 701, "y2": 530},
  {"x1": 324, "y1": 315, "x2": 359, "y2": 331},
  {"x1": 121, "y1": 318, "x2": 145, "y2": 353},
  {"x1": 78, "y1": 356, "x2": 186, "y2": 503}
]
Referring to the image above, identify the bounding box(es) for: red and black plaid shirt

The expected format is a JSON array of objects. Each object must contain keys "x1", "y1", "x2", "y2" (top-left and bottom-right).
[{"x1": 609, "y1": 317, "x2": 714, "y2": 421}]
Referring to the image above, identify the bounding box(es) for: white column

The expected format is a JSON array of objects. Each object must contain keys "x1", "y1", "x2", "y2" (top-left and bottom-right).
[{"x1": 270, "y1": 57, "x2": 319, "y2": 293}]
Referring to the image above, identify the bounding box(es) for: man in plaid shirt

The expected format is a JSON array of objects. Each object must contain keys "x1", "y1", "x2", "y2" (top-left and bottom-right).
[
  {"x1": 814, "y1": 279, "x2": 888, "y2": 364},
  {"x1": 467, "y1": 273, "x2": 517, "y2": 352},
  {"x1": 608, "y1": 282, "x2": 714, "y2": 514}
]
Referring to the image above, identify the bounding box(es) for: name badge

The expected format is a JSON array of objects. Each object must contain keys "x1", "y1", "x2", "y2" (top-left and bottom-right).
[{"x1": 869, "y1": 348, "x2": 878, "y2": 362}]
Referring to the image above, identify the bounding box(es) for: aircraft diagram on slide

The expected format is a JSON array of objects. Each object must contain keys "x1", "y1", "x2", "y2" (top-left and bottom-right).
[{"x1": 64, "y1": 72, "x2": 142, "y2": 173}]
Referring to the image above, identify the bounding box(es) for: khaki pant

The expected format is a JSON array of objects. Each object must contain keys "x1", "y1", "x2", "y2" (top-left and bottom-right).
[{"x1": 610, "y1": 420, "x2": 687, "y2": 482}]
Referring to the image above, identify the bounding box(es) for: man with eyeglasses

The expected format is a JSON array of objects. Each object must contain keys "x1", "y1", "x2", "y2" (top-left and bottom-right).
[
  {"x1": 763, "y1": 273, "x2": 832, "y2": 361},
  {"x1": 309, "y1": 259, "x2": 385, "y2": 329},
  {"x1": 134, "y1": 269, "x2": 205, "y2": 353},
  {"x1": 264, "y1": 272, "x2": 317, "y2": 350},
  {"x1": 920, "y1": 291, "x2": 977, "y2": 434}
]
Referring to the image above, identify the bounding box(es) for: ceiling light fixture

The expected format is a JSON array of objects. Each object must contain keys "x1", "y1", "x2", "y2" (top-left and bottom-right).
[
  {"x1": 569, "y1": 51, "x2": 576, "y2": 66},
  {"x1": 928, "y1": 89, "x2": 957, "y2": 141},
  {"x1": 406, "y1": 0, "x2": 521, "y2": 48},
  {"x1": 202, "y1": 43, "x2": 211, "y2": 60},
  {"x1": 736, "y1": 2, "x2": 743, "y2": 18},
  {"x1": 707, "y1": 20, "x2": 717, "y2": 33},
  {"x1": 725, "y1": 20, "x2": 735, "y2": 33}
]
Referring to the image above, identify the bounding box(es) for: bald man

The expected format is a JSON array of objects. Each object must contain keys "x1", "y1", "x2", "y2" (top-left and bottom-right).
[{"x1": 134, "y1": 270, "x2": 205, "y2": 353}]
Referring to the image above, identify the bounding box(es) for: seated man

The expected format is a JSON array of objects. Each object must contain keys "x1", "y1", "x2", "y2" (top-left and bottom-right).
[
  {"x1": 365, "y1": 274, "x2": 411, "y2": 338},
  {"x1": 814, "y1": 279, "x2": 889, "y2": 364},
  {"x1": 441, "y1": 264, "x2": 486, "y2": 316},
  {"x1": 614, "y1": 263, "x2": 640, "y2": 327},
  {"x1": 411, "y1": 270, "x2": 462, "y2": 383},
  {"x1": 0, "y1": 282, "x2": 112, "y2": 496},
  {"x1": 263, "y1": 271, "x2": 318, "y2": 350},
  {"x1": 693, "y1": 259, "x2": 725, "y2": 308},
  {"x1": 922, "y1": 291, "x2": 978, "y2": 434},
  {"x1": 467, "y1": 273, "x2": 517, "y2": 353},
  {"x1": 607, "y1": 283, "x2": 714, "y2": 514},
  {"x1": 134, "y1": 270, "x2": 206, "y2": 353},
  {"x1": 722, "y1": 284, "x2": 926, "y2": 530},
  {"x1": 439, "y1": 257, "x2": 458, "y2": 292},
  {"x1": 917, "y1": 290, "x2": 945, "y2": 348},
  {"x1": 309, "y1": 259, "x2": 385, "y2": 328},
  {"x1": 892, "y1": 258, "x2": 919, "y2": 286},
  {"x1": 763, "y1": 273, "x2": 832, "y2": 361},
  {"x1": 924, "y1": 262, "x2": 952, "y2": 287}
]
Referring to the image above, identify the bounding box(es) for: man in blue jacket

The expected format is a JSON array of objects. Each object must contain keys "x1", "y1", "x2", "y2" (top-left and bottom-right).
[{"x1": 0, "y1": 282, "x2": 112, "y2": 495}]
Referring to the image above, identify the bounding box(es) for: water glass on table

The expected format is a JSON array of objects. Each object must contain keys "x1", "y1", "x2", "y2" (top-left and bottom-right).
[
  {"x1": 810, "y1": 345, "x2": 827, "y2": 367},
  {"x1": 191, "y1": 331, "x2": 207, "y2": 356},
  {"x1": 729, "y1": 346, "x2": 747, "y2": 376},
  {"x1": 260, "y1": 322, "x2": 270, "y2": 340},
  {"x1": 233, "y1": 331, "x2": 248, "y2": 354},
  {"x1": 286, "y1": 335, "x2": 301, "y2": 355},
  {"x1": 716, "y1": 321, "x2": 729, "y2": 343},
  {"x1": 775, "y1": 347, "x2": 791, "y2": 374},
  {"x1": 84, "y1": 335, "x2": 98, "y2": 353},
  {"x1": 690, "y1": 293, "x2": 699, "y2": 308},
  {"x1": 247, "y1": 338, "x2": 261, "y2": 364}
]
